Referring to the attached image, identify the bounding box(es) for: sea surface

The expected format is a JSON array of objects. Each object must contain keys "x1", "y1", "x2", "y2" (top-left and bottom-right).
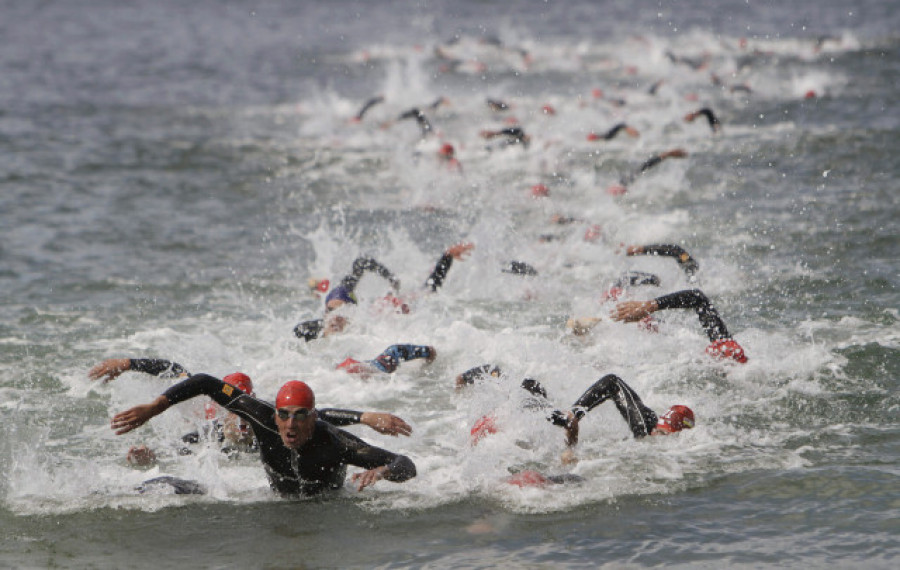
[{"x1": 1, "y1": 0, "x2": 898, "y2": 568}]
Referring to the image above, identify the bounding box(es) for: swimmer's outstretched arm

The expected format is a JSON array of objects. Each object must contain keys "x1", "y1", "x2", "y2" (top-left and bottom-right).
[
  {"x1": 89, "y1": 358, "x2": 189, "y2": 383},
  {"x1": 611, "y1": 289, "x2": 731, "y2": 341},
  {"x1": 341, "y1": 257, "x2": 401, "y2": 293},
  {"x1": 318, "y1": 409, "x2": 413, "y2": 437},
  {"x1": 112, "y1": 394, "x2": 172, "y2": 435},
  {"x1": 626, "y1": 244, "x2": 699, "y2": 276},
  {"x1": 424, "y1": 242, "x2": 474, "y2": 292}
]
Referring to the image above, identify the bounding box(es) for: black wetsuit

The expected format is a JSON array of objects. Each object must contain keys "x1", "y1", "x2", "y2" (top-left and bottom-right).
[
  {"x1": 631, "y1": 244, "x2": 699, "y2": 277},
  {"x1": 127, "y1": 358, "x2": 372, "y2": 456},
  {"x1": 691, "y1": 108, "x2": 721, "y2": 132},
  {"x1": 549, "y1": 374, "x2": 658, "y2": 438},
  {"x1": 354, "y1": 96, "x2": 385, "y2": 121},
  {"x1": 462, "y1": 365, "x2": 657, "y2": 438},
  {"x1": 162, "y1": 374, "x2": 416, "y2": 496},
  {"x1": 601, "y1": 122, "x2": 630, "y2": 140},
  {"x1": 620, "y1": 152, "x2": 676, "y2": 186},
  {"x1": 654, "y1": 289, "x2": 732, "y2": 342},
  {"x1": 334, "y1": 256, "x2": 401, "y2": 301},
  {"x1": 398, "y1": 108, "x2": 433, "y2": 137}
]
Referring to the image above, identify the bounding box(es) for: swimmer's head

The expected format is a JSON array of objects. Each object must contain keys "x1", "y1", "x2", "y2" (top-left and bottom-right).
[
  {"x1": 308, "y1": 278, "x2": 330, "y2": 294},
  {"x1": 501, "y1": 261, "x2": 538, "y2": 276},
  {"x1": 276, "y1": 380, "x2": 315, "y2": 409},
  {"x1": 706, "y1": 339, "x2": 748, "y2": 364},
  {"x1": 325, "y1": 286, "x2": 357, "y2": 311},
  {"x1": 470, "y1": 414, "x2": 498, "y2": 445},
  {"x1": 223, "y1": 372, "x2": 254, "y2": 396},
  {"x1": 655, "y1": 405, "x2": 695, "y2": 433},
  {"x1": 439, "y1": 143, "x2": 455, "y2": 158},
  {"x1": 293, "y1": 319, "x2": 324, "y2": 342}
]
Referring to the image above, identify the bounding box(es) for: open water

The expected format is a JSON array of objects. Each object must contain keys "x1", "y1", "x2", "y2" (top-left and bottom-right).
[{"x1": 0, "y1": 0, "x2": 898, "y2": 568}]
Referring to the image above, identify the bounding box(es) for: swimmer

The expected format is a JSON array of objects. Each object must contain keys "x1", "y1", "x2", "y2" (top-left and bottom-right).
[
  {"x1": 684, "y1": 107, "x2": 721, "y2": 133},
  {"x1": 548, "y1": 374, "x2": 695, "y2": 461},
  {"x1": 611, "y1": 289, "x2": 748, "y2": 363},
  {"x1": 479, "y1": 126, "x2": 531, "y2": 149},
  {"x1": 396, "y1": 107, "x2": 433, "y2": 137},
  {"x1": 612, "y1": 148, "x2": 688, "y2": 193},
  {"x1": 337, "y1": 344, "x2": 436, "y2": 377},
  {"x1": 91, "y1": 358, "x2": 413, "y2": 464},
  {"x1": 625, "y1": 244, "x2": 700, "y2": 278},
  {"x1": 351, "y1": 95, "x2": 385, "y2": 123},
  {"x1": 111, "y1": 378, "x2": 416, "y2": 495},
  {"x1": 587, "y1": 122, "x2": 640, "y2": 142}
]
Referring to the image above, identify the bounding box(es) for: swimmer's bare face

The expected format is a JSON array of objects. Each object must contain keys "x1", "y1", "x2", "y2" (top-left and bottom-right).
[{"x1": 275, "y1": 406, "x2": 317, "y2": 449}]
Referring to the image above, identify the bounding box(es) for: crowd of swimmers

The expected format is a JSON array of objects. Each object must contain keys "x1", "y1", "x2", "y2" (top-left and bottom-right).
[{"x1": 88, "y1": 31, "x2": 766, "y2": 498}]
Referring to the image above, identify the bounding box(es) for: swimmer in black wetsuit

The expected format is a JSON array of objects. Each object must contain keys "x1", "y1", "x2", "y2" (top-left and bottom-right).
[
  {"x1": 611, "y1": 288, "x2": 748, "y2": 363},
  {"x1": 396, "y1": 107, "x2": 433, "y2": 137},
  {"x1": 91, "y1": 357, "x2": 413, "y2": 464},
  {"x1": 625, "y1": 244, "x2": 699, "y2": 278},
  {"x1": 479, "y1": 126, "x2": 531, "y2": 149},
  {"x1": 587, "y1": 122, "x2": 640, "y2": 142},
  {"x1": 294, "y1": 242, "x2": 474, "y2": 341},
  {"x1": 684, "y1": 107, "x2": 721, "y2": 133},
  {"x1": 324, "y1": 256, "x2": 402, "y2": 313},
  {"x1": 617, "y1": 148, "x2": 688, "y2": 188},
  {"x1": 111, "y1": 377, "x2": 416, "y2": 495},
  {"x1": 459, "y1": 367, "x2": 694, "y2": 449},
  {"x1": 351, "y1": 95, "x2": 385, "y2": 123},
  {"x1": 547, "y1": 374, "x2": 694, "y2": 442}
]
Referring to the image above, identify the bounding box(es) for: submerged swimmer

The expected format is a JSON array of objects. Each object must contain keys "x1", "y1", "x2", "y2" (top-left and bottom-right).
[{"x1": 337, "y1": 344, "x2": 436, "y2": 378}]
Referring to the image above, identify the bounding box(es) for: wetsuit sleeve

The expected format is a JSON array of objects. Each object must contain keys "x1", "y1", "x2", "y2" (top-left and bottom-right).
[
  {"x1": 604, "y1": 123, "x2": 626, "y2": 140},
  {"x1": 341, "y1": 257, "x2": 400, "y2": 292},
  {"x1": 457, "y1": 364, "x2": 501, "y2": 386},
  {"x1": 424, "y1": 253, "x2": 453, "y2": 292},
  {"x1": 335, "y1": 429, "x2": 416, "y2": 482},
  {"x1": 636, "y1": 245, "x2": 699, "y2": 276},
  {"x1": 638, "y1": 155, "x2": 663, "y2": 173},
  {"x1": 318, "y1": 408, "x2": 364, "y2": 426},
  {"x1": 129, "y1": 359, "x2": 189, "y2": 378},
  {"x1": 548, "y1": 374, "x2": 657, "y2": 438},
  {"x1": 654, "y1": 289, "x2": 731, "y2": 341},
  {"x1": 162, "y1": 374, "x2": 279, "y2": 437},
  {"x1": 371, "y1": 344, "x2": 434, "y2": 373}
]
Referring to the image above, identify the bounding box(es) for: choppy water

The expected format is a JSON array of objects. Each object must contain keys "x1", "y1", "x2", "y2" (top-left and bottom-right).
[{"x1": 1, "y1": 0, "x2": 898, "y2": 568}]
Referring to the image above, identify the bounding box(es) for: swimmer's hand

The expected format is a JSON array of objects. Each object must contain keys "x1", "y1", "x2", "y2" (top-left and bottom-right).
[
  {"x1": 360, "y1": 412, "x2": 412, "y2": 437},
  {"x1": 89, "y1": 358, "x2": 131, "y2": 383},
  {"x1": 111, "y1": 396, "x2": 171, "y2": 435},
  {"x1": 351, "y1": 465, "x2": 388, "y2": 491},
  {"x1": 611, "y1": 300, "x2": 659, "y2": 322},
  {"x1": 446, "y1": 242, "x2": 474, "y2": 260}
]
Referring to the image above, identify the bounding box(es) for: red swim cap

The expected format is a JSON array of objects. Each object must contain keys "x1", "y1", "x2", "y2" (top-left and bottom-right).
[
  {"x1": 531, "y1": 184, "x2": 550, "y2": 198},
  {"x1": 583, "y1": 224, "x2": 602, "y2": 242},
  {"x1": 470, "y1": 414, "x2": 498, "y2": 445},
  {"x1": 606, "y1": 184, "x2": 627, "y2": 196},
  {"x1": 656, "y1": 405, "x2": 695, "y2": 433},
  {"x1": 275, "y1": 381, "x2": 315, "y2": 409},
  {"x1": 223, "y1": 372, "x2": 254, "y2": 396},
  {"x1": 706, "y1": 339, "x2": 748, "y2": 364},
  {"x1": 586, "y1": 132, "x2": 601, "y2": 141},
  {"x1": 439, "y1": 143, "x2": 455, "y2": 157}
]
